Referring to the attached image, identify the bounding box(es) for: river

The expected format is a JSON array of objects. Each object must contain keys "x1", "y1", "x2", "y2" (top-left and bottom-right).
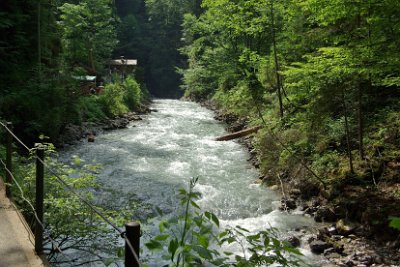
[{"x1": 60, "y1": 99, "x2": 322, "y2": 265}]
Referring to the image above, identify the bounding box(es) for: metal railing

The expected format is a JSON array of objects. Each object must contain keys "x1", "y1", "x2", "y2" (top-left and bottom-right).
[{"x1": 0, "y1": 121, "x2": 141, "y2": 267}]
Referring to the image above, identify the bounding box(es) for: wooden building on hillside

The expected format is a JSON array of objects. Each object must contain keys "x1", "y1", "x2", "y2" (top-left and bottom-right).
[{"x1": 109, "y1": 56, "x2": 137, "y2": 81}]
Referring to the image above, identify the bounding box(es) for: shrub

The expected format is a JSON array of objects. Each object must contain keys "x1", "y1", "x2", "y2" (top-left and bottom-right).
[
  {"x1": 98, "y1": 83, "x2": 129, "y2": 117},
  {"x1": 77, "y1": 96, "x2": 108, "y2": 122},
  {"x1": 122, "y1": 76, "x2": 142, "y2": 110}
]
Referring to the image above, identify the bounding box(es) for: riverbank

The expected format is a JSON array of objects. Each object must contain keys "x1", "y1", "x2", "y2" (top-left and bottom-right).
[
  {"x1": 55, "y1": 107, "x2": 152, "y2": 148},
  {"x1": 200, "y1": 99, "x2": 400, "y2": 267}
]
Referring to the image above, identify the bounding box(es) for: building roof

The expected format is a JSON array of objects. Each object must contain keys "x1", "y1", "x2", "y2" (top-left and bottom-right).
[
  {"x1": 109, "y1": 59, "x2": 138, "y2": 66},
  {"x1": 72, "y1": 75, "x2": 97, "y2": 81}
]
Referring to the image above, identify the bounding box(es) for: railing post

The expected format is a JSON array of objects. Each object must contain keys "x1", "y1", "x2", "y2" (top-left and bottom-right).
[
  {"x1": 125, "y1": 221, "x2": 140, "y2": 267},
  {"x1": 35, "y1": 146, "x2": 44, "y2": 255},
  {"x1": 5, "y1": 122, "x2": 13, "y2": 198}
]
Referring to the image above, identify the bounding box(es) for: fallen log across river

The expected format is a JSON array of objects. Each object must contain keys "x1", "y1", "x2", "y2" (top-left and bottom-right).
[{"x1": 215, "y1": 126, "x2": 262, "y2": 141}]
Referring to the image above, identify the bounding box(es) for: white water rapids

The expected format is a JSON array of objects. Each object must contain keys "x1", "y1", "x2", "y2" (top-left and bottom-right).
[{"x1": 60, "y1": 99, "x2": 323, "y2": 266}]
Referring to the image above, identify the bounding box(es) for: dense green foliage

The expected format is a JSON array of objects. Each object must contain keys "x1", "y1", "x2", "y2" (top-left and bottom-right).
[
  {"x1": 177, "y1": 0, "x2": 400, "y2": 236},
  {"x1": 180, "y1": 0, "x2": 400, "y2": 186},
  {"x1": 59, "y1": 0, "x2": 118, "y2": 72},
  {"x1": 113, "y1": 0, "x2": 205, "y2": 97},
  {"x1": 78, "y1": 76, "x2": 145, "y2": 122},
  {"x1": 0, "y1": 1, "x2": 69, "y2": 141},
  {"x1": 0, "y1": 0, "x2": 146, "y2": 144}
]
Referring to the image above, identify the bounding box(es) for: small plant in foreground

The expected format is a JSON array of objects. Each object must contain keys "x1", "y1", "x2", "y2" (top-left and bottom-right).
[{"x1": 145, "y1": 178, "x2": 306, "y2": 267}]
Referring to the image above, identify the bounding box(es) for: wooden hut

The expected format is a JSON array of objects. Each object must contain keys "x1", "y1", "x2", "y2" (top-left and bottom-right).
[{"x1": 109, "y1": 56, "x2": 137, "y2": 81}]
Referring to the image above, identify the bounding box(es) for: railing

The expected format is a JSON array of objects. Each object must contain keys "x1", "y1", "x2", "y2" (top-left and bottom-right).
[{"x1": 0, "y1": 121, "x2": 141, "y2": 267}]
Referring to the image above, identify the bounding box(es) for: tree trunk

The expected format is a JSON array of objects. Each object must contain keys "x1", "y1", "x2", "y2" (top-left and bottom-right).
[
  {"x1": 342, "y1": 87, "x2": 354, "y2": 173},
  {"x1": 215, "y1": 126, "x2": 262, "y2": 141},
  {"x1": 270, "y1": 0, "x2": 284, "y2": 118},
  {"x1": 37, "y1": 1, "x2": 41, "y2": 78},
  {"x1": 358, "y1": 80, "x2": 364, "y2": 159}
]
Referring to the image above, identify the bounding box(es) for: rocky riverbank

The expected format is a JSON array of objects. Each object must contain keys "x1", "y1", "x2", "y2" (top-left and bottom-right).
[
  {"x1": 56, "y1": 110, "x2": 148, "y2": 147},
  {"x1": 203, "y1": 100, "x2": 400, "y2": 267}
]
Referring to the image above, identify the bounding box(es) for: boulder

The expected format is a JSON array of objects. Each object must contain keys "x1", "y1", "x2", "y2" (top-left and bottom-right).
[
  {"x1": 280, "y1": 198, "x2": 297, "y2": 210},
  {"x1": 269, "y1": 185, "x2": 279, "y2": 191},
  {"x1": 87, "y1": 134, "x2": 95, "y2": 142},
  {"x1": 314, "y1": 206, "x2": 337, "y2": 222},
  {"x1": 327, "y1": 226, "x2": 338, "y2": 235},
  {"x1": 323, "y1": 247, "x2": 337, "y2": 255},
  {"x1": 289, "y1": 188, "x2": 302, "y2": 198},
  {"x1": 285, "y1": 235, "x2": 301, "y2": 247},
  {"x1": 59, "y1": 124, "x2": 84, "y2": 145},
  {"x1": 336, "y1": 219, "x2": 356, "y2": 236},
  {"x1": 310, "y1": 240, "x2": 332, "y2": 254}
]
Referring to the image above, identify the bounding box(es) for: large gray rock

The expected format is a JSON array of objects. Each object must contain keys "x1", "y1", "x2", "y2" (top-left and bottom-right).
[
  {"x1": 336, "y1": 219, "x2": 356, "y2": 236},
  {"x1": 59, "y1": 124, "x2": 84, "y2": 145},
  {"x1": 310, "y1": 240, "x2": 332, "y2": 254}
]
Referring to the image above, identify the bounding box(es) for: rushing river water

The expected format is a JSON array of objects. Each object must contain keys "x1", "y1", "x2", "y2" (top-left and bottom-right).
[{"x1": 61, "y1": 99, "x2": 322, "y2": 265}]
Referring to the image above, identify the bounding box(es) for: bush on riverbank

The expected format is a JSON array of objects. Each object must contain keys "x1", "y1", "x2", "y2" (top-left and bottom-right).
[{"x1": 77, "y1": 76, "x2": 147, "y2": 122}]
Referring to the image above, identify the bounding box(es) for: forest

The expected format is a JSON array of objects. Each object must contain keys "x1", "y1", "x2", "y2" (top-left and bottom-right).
[{"x1": 1, "y1": 0, "x2": 400, "y2": 266}]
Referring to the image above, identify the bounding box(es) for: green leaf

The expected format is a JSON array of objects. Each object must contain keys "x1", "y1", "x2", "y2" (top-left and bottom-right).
[
  {"x1": 191, "y1": 200, "x2": 200, "y2": 209},
  {"x1": 235, "y1": 225, "x2": 250, "y2": 232},
  {"x1": 211, "y1": 213, "x2": 220, "y2": 227},
  {"x1": 284, "y1": 246, "x2": 303, "y2": 256},
  {"x1": 263, "y1": 235, "x2": 270, "y2": 247},
  {"x1": 155, "y1": 234, "x2": 170, "y2": 241},
  {"x1": 145, "y1": 240, "x2": 163, "y2": 250},
  {"x1": 105, "y1": 258, "x2": 114, "y2": 266},
  {"x1": 178, "y1": 188, "x2": 187, "y2": 195},
  {"x1": 168, "y1": 239, "x2": 179, "y2": 260},
  {"x1": 194, "y1": 245, "x2": 213, "y2": 260},
  {"x1": 389, "y1": 217, "x2": 400, "y2": 230},
  {"x1": 159, "y1": 221, "x2": 168, "y2": 232},
  {"x1": 198, "y1": 235, "x2": 209, "y2": 248},
  {"x1": 117, "y1": 247, "x2": 124, "y2": 257},
  {"x1": 219, "y1": 231, "x2": 228, "y2": 238}
]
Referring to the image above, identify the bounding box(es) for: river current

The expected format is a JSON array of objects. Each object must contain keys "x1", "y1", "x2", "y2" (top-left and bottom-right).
[{"x1": 60, "y1": 99, "x2": 321, "y2": 265}]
